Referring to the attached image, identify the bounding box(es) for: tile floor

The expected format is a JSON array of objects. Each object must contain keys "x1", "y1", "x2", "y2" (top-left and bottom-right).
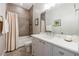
[
  {"x1": 4, "y1": 36, "x2": 32, "y2": 56},
  {"x1": 4, "y1": 45, "x2": 32, "y2": 56}
]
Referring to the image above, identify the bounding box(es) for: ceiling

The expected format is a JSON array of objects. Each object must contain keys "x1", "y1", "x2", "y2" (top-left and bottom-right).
[
  {"x1": 13, "y1": 3, "x2": 33, "y2": 9},
  {"x1": 13, "y1": 3, "x2": 54, "y2": 11}
]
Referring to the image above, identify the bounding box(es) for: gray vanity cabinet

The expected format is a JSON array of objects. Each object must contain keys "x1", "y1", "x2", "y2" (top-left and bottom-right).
[
  {"x1": 32, "y1": 37, "x2": 78, "y2": 56},
  {"x1": 53, "y1": 46, "x2": 75, "y2": 56},
  {"x1": 32, "y1": 38, "x2": 53, "y2": 56}
]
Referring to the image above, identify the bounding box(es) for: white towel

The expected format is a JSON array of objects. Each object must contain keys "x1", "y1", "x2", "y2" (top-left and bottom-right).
[{"x1": 2, "y1": 19, "x2": 9, "y2": 34}]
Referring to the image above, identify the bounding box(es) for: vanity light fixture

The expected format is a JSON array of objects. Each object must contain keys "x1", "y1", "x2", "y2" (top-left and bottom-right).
[{"x1": 74, "y1": 3, "x2": 79, "y2": 12}]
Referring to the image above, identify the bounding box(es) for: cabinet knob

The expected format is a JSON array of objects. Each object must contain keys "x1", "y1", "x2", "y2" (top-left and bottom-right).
[
  {"x1": 40, "y1": 40, "x2": 42, "y2": 42},
  {"x1": 43, "y1": 41, "x2": 46, "y2": 44},
  {"x1": 74, "y1": 54, "x2": 77, "y2": 56},
  {"x1": 59, "y1": 51, "x2": 64, "y2": 55}
]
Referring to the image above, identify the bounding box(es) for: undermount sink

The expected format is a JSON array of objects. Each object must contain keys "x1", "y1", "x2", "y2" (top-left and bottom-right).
[
  {"x1": 64, "y1": 39, "x2": 79, "y2": 43},
  {"x1": 64, "y1": 35, "x2": 72, "y2": 42},
  {"x1": 55, "y1": 34, "x2": 79, "y2": 43},
  {"x1": 64, "y1": 35, "x2": 79, "y2": 43},
  {"x1": 64, "y1": 38, "x2": 72, "y2": 42}
]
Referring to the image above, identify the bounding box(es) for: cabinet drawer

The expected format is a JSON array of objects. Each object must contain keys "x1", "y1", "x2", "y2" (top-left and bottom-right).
[{"x1": 53, "y1": 46, "x2": 75, "y2": 56}]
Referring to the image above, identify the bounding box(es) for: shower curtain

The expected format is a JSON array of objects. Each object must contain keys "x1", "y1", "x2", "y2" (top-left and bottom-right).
[{"x1": 6, "y1": 12, "x2": 18, "y2": 52}]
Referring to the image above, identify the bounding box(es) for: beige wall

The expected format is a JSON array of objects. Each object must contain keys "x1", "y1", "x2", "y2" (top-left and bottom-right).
[
  {"x1": 0, "y1": 3, "x2": 6, "y2": 55},
  {"x1": 33, "y1": 3, "x2": 46, "y2": 34}
]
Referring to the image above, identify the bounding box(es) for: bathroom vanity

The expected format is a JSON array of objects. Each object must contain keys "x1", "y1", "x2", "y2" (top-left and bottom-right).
[
  {"x1": 31, "y1": 33, "x2": 79, "y2": 56},
  {"x1": 31, "y1": 3, "x2": 79, "y2": 56}
]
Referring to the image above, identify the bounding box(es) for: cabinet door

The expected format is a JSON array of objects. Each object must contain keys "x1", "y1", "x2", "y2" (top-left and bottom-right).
[
  {"x1": 53, "y1": 46, "x2": 75, "y2": 56},
  {"x1": 43, "y1": 42, "x2": 53, "y2": 56},
  {"x1": 32, "y1": 38, "x2": 40, "y2": 56},
  {"x1": 32, "y1": 38, "x2": 46, "y2": 56},
  {"x1": 32, "y1": 38, "x2": 54, "y2": 56},
  {"x1": 39, "y1": 40, "x2": 53, "y2": 56},
  {"x1": 38, "y1": 40, "x2": 45, "y2": 56}
]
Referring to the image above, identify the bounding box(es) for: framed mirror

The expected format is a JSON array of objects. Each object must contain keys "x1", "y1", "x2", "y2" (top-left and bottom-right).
[
  {"x1": 35, "y1": 18, "x2": 39, "y2": 25},
  {"x1": 45, "y1": 3, "x2": 79, "y2": 35},
  {"x1": 0, "y1": 16, "x2": 3, "y2": 33},
  {"x1": 40, "y1": 11, "x2": 46, "y2": 32}
]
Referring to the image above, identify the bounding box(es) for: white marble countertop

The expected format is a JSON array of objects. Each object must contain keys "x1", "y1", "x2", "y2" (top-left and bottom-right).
[{"x1": 31, "y1": 32, "x2": 79, "y2": 54}]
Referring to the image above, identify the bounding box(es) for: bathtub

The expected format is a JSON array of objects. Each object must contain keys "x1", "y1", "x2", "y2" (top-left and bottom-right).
[{"x1": 16, "y1": 36, "x2": 32, "y2": 49}]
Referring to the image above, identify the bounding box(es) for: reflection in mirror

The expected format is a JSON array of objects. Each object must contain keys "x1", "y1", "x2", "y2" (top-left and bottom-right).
[
  {"x1": 45, "y1": 3, "x2": 79, "y2": 35},
  {"x1": 40, "y1": 11, "x2": 46, "y2": 32},
  {"x1": 0, "y1": 16, "x2": 3, "y2": 33}
]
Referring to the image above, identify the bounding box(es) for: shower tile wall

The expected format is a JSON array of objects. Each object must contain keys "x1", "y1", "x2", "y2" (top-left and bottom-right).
[
  {"x1": 29, "y1": 6, "x2": 33, "y2": 35},
  {"x1": 6, "y1": 3, "x2": 30, "y2": 36}
]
